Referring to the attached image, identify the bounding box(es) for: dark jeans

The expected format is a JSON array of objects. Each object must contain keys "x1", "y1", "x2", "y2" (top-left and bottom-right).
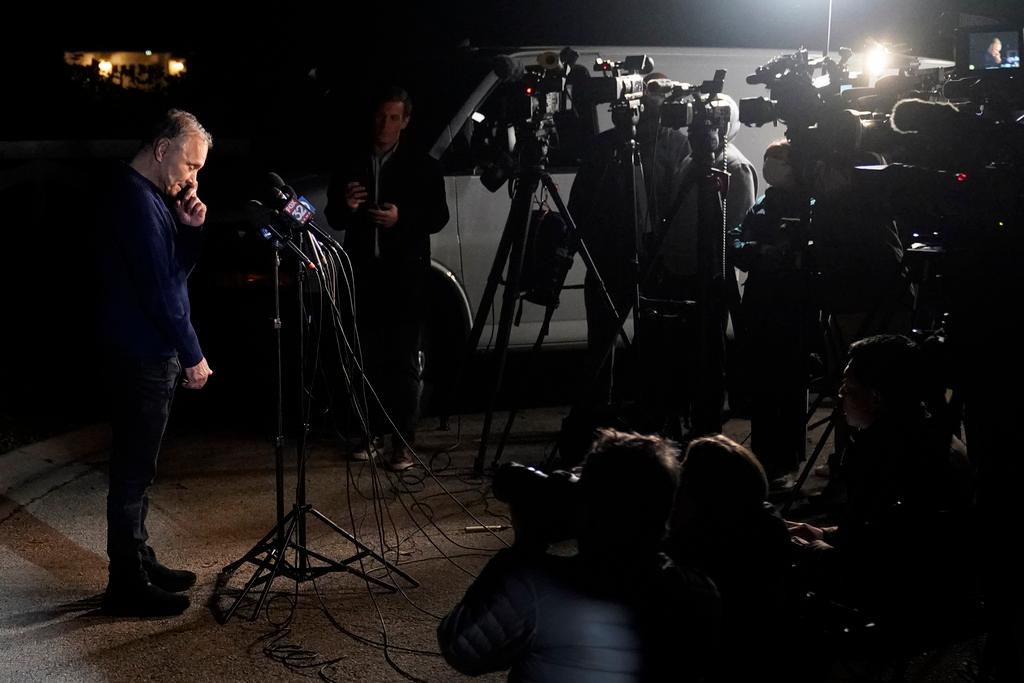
[
  {"x1": 358, "y1": 316, "x2": 422, "y2": 448},
  {"x1": 744, "y1": 274, "x2": 812, "y2": 479},
  {"x1": 105, "y1": 355, "x2": 180, "y2": 580}
]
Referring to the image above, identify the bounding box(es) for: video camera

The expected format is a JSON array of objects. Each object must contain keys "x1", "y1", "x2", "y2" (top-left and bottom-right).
[
  {"x1": 854, "y1": 97, "x2": 1024, "y2": 229},
  {"x1": 480, "y1": 48, "x2": 652, "y2": 191},
  {"x1": 646, "y1": 70, "x2": 738, "y2": 162},
  {"x1": 739, "y1": 47, "x2": 857, "y2": 131},
  {"x1": 577, "y1": 54, "x2": 651, "y2": 105},
  {"x1": 738, "y1": 46, "x2": 943, "y2": 185},
  {"x1": 492, "y1": 461, "x2": 583, "y2": 545},
  {"x1": 511, "y1": 47, "x2": 582, "y2": 135}
]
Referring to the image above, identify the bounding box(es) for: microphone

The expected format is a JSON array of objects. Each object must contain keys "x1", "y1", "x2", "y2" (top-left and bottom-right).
[
  {"x1": 265, "y1": 173, "x2": 315, "y2": 226},
  {"x1": 259, "y1": 224, "x2": 317, "y2": 271},
  {"x1": 266, "y1": 172, "x2": 343, "y2": 249},
  {"x1": 891, "y1": 98, "x2": 966, "y2": 135},
  {"x1": 248, "y1": 199, "x2": 317, "y2": 271}
]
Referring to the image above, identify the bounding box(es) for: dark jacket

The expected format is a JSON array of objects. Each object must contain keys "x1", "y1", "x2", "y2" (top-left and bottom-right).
[
  {"x1": 568, "y1": 125, "x2": 691, "y2": 291},
  {"x1": 668, "y1": 502, "x2": 793, "y2": 681},
  {"x1": 829, "y1": 409, "x2": 975, "y2": 615},
  {"x1": 96, "y1": 162, "x2": 203, "y2": 367},
  {"x1": 324, "y1": 143, "x2": 449, "y2": 269},
  {"x1": 438, "y1": 548, "x2": 721, "y2": 682}
]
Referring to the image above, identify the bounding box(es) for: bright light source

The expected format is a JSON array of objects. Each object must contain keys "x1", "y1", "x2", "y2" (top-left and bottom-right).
[
  {"x1": 471, "y1": 111, "x2": 486, "y2": 123},
  {"x1": 866, "y1": 45, "x2": 890, "y2": 78},
  {"x1": 167, "y1": 59, "x2": 186, "y2": 76},
  {"x1": 98, "y1": 60, "x2": 113, "y2": 77},
  {"x1": 145, "y1": 50, "x2": 153, "y2": 56}
]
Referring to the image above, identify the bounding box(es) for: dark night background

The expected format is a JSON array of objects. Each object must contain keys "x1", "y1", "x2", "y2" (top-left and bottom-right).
[{"x1": 0, "y1": 0, "x2": 1018, "y2": 445}]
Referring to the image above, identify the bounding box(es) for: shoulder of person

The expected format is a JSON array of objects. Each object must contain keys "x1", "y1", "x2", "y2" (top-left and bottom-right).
[{"x1": 725, "y1": 142, "x2": 756, "y2": 170}]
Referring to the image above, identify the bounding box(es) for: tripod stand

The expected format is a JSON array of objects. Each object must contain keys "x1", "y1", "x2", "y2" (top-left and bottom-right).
[
  {"x1": 552, "y1": 94, "x2": 734, "y2": 465},
  {"x1": 219, "y1": 235, "x2": 417, "y2": 623},
  {"x1": 460, "y1": 130, "x2": 628, "y2": 475}
]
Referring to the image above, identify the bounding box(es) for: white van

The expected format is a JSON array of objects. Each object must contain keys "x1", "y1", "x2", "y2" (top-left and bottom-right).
[{"x1": 295, "y1": 46, "x2": 792, "y2": 387}]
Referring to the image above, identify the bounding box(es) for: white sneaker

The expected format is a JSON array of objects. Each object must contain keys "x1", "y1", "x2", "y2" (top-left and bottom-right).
[
  {"x1": 348, "y1": 436, "x2": 384, "y2": 462},
  {"x1": 380, "y1": 445, "x2": 416, "y2": 472}
]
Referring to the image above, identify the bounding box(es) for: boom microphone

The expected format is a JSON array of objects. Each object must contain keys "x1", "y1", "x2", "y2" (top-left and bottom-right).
[{"x1": 891, "y1": 98, "x2": 966, "y2": 135}]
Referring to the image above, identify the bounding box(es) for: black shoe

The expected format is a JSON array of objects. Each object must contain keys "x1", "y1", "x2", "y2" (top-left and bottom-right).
[
  {"x1": 101, "y1": 580, "x2": 189, "y2": 617},
  {"x1": 142, "y1": 560, "x2": 197, "y2": 593}
]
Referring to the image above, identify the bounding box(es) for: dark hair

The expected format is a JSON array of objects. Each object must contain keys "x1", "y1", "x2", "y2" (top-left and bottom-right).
[
  {"x1": 582, "y1": 429, "x2": 681, "y2": 548},
  {"x1": 846, "y1": 334, "x2": 923, "y2": 412},
  {"x1": 371, "y1": 85, "x2": 413, "y2": 119},
  {"x1": 143, "y1": 109, "x2": 212, "y2": 150},
  {"x1": 678, "y1": 435, "x2": 768, "y2": 514}
]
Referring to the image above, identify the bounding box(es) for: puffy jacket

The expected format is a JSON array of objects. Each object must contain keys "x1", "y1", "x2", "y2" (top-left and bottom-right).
[{"x1": 438, "y1": 548, "x2": 721, "y2": 682}]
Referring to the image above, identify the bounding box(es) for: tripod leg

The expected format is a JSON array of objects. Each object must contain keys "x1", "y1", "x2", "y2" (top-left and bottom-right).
[
  {"x1": 493, "y1": 302, "x2": 557, "y2": 468},
  {"x1": 222, "y1": 507, "x2": 296, "y2": 575},
  {"x1": 291, "y1": 544, "x2": 402, "y2": 591},
  {"x1": 308, "y1": 507, "x2": 419, "y2": 587},
  {"x1": 473, "y1": 175, "x2": 540, "y2": 473},
  {"x1": 782, "y1": 410, "x2": 837, "y2": 515},
  {"x1": 539, "y1": 172, "x2": 640, "y2": 448},
  {"x1": 221, "y1": 508, "x2": 300, "y2": 623},
  {"x1": 540, "y1": 173, "x2": 630, "y2": 349},
  {"x1": 452, "y1": 178, "x2": 533, "y2": 414}
]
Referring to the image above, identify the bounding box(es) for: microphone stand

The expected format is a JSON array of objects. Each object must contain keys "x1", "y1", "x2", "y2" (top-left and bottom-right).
[{"x1": 218, "y1": 222, "x2": 417, "y2": 624}]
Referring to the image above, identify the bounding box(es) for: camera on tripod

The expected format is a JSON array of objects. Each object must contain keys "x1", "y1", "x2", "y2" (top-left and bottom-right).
[
  {"x1": 492, "y1": 462, "x2": 583, "y2": 544},
  {"x1": 578, "y1": 54, "x2": 651, "y2": 105},
  {"x1": 739, "y1": 47, "x2": 857, "y2": 131},
  {"x1": 646, "y1": 70, "x2": 739, "y2": 160},
  {"x1": 480, "y1": 48, "x2": 590, "y2": 193}
]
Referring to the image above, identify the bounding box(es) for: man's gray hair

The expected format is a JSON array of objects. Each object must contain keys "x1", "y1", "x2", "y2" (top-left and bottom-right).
[{"x1": 144, "y1": 109, "x2": 213, "y2": 149}]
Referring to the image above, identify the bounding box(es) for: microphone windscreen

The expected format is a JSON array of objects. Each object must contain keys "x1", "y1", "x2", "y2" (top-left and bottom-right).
[
  {"x1": 493, "y1": 55, "x2": 524, "y2": 81},
  {"x1": 891, "y1": 98, "x2": 959, "y2": 134}
]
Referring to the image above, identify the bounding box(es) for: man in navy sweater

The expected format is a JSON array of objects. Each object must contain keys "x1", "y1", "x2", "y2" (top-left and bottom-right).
[{"x1": 96, "y1": 109, "x2": 213, "y2": 616}]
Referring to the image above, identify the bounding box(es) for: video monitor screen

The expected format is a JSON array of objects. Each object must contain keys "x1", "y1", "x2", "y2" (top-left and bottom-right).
[{"x1": 968, "y1": 29, "x2": 1021, "y2": 71}]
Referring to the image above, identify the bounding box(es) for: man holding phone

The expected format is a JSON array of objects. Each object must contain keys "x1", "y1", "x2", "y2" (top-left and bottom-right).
[
  {"x1": 96, "y1": 109, "x2": 213, "y2": 616},
  {"x1": 325, "y1": 86, "x2": 449, "y2": 471}
]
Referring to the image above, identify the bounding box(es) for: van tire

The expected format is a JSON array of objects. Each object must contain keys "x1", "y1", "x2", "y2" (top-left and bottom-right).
[{"x1": 419, "y1": 274, "x2": 470, "y2": 417}]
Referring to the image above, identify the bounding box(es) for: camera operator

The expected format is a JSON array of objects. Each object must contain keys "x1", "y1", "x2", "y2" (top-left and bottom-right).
[
  {"x1": 568, "y1": 74, "x2": 756, "y2": 438},
  {"x1": 808, "y1": 109, "x2": 913, "y2": 342},
  {"x1": 643, "y1": 90, "x2": 757, "y2": 437},
  {"x1": 730, "y1": 139, "x2": 815, "y2": 486},
  {"x1": 568, "y1": 73, "x2": 689, "y2": 412},
  {"x1": 437, "y1": 429, "x2": 721, "y2": 682}
]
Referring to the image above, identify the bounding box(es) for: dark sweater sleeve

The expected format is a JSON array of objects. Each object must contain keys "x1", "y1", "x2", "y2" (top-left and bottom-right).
[{"x1": 115, "y1": 190, "x2": 203, "y2": 367}]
